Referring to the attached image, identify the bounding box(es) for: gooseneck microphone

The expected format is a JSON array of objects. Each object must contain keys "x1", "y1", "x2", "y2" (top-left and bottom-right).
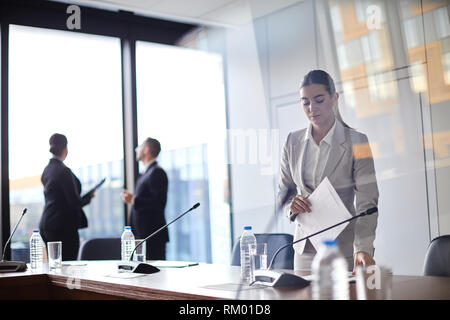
[
  {"x1": 117, "y1": 203, "x2": 200, "y2": 274},
  {"x1": 0, "y1": 208, "x2": 28, "y2": 273},
  {"x1": 251, "y1": 207, "x2": 378, "y2": 287},
  {"x1": 129, "y1": 202, "x2": 200, "y2": 261}
]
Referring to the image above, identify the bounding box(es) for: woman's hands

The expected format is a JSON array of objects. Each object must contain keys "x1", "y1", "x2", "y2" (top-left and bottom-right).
[
  {"x1": 290, "y1": 195, "x2": 376, "y2": 274},
  {"x1": 353, "y1": 251, "x2": 376, "y2": 274},
  {"x1": 289, "y1": 195, "x2": 311, "y2": 221}
]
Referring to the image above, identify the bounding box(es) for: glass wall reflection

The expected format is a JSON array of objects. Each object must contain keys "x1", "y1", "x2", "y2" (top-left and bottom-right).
[
  {"x1": 325, "y1": 0, "x2": 450, "y2": 273},
  {"x1": 4, "y1": 0, "x2": 449, "y2": 275},
  {"x1": 398, "y1": 0, "x2": 450, "y2": 234},
  {"x1": 199, "y1": 0, "x2": 450, "y2": 274}
]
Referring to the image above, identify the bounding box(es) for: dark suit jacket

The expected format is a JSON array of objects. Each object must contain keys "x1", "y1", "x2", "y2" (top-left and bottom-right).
[
  {"x1": 39, "y1": 158, "x2": 91, "y2": 232},
  {"x1": 130, "y1": 161, "x2": 169, "y2": 245}
]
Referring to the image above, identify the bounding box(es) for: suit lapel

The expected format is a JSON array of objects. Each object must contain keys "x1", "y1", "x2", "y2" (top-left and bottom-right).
[
  {"x1": 145, "y1": 161, "x2": 158, "y2": 175},
  {"x1": 136, "y1": 161, "x2": 157, "y2": 190},
  {"x1": 320, "y1": 120, "x2": 347, "y2": 182},
  {"x1": 140, "y1": 161, "x2": 158, "y2": 182}
]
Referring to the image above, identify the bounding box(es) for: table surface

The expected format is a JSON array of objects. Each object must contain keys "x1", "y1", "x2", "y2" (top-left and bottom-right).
[{"x1": 1, "y1": 260, "x2": 449, "y2": 300}]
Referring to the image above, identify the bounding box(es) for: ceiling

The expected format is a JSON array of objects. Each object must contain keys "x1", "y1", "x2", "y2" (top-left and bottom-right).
[{"x1": 50, "y1": 0, "x2": 304, "y2": 27}]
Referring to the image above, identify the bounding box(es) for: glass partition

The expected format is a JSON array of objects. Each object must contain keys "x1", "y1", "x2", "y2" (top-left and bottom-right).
[{"x1": 197, "y1": 0, "x2": 450, "y2": 274}]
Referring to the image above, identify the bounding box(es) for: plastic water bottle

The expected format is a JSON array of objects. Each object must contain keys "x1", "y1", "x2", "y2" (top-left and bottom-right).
[
  {"x1": 240, "y1": 226, "x2": 257, "y2": 284},
  {"x1": 29, "y1": 230, "x2": 44, "y2": 269},
  {"x1": 121, "y1": 226, "x2": 135, "y2": 261},
  {"x1": 311, "y1": 240, "x2": 349, "y2": 300}
]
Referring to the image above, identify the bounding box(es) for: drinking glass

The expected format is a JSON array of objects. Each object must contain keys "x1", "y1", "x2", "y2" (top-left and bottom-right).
[
  {"x1": 47, "y1": 241, "x2": 62, "y2": 270},
  {"x1": 249, "y1": 243, "x2": 268, "y2": 270},
  {"x1": 133, "y1": 239, "x2": 146, "y2": 262}
]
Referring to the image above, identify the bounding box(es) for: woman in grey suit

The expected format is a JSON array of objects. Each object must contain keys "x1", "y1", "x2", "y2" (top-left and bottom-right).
[{"x1": 278, "y1": 70, "x2": 379, "y2": 273}]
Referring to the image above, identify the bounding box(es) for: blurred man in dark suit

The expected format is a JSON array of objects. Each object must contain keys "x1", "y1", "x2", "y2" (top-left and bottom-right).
[{"x1": 121, "y1": 138, "x2": 169, "y2": 260}]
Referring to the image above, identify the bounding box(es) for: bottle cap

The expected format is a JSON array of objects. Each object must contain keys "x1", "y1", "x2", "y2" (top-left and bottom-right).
[
  {"x1": 32, "y1": 229, "x2": 39, "y2": 233},
  {"x1": 323, "y1": 240, "x2": 337, "y2": 246},
  {"x1": 124, "y1": 226, "x2": 131, "y2": 230},
  {"x1": 244, "y1": 226, "x2": 252, "y2": 230}
]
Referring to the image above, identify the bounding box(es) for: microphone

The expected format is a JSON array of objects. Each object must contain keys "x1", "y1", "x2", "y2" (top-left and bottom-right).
[
  {"x1": 0, "y1": 208, "x2": 28, "y2": 273},
  {"x1": 117, "y1": 203, "x2": 200, "y2": 274},
  {"x1": 252, "y1": 207, "x2": 378, "y2": 287}
]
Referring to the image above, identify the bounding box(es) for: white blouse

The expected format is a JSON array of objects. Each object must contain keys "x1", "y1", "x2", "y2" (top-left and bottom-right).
[{"x1": 301, "y1": 119, "x2": 336, "y2": 191}]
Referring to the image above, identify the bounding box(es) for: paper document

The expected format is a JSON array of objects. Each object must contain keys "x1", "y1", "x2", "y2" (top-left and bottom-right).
[
  {"x1": 296, "y1": 177, "x2": 352, "y2": 251},
  {"x1": 104, "y1": 272, "x2": 147, "y2": 279},
  {"x1": 62, "y1": 261, "x2": 88, "y2": 266},
  {"x1": 302, "y1": 272, "x2": 356, "y2": 283},
  {"x1": 151, "y1": 261, "x2": 199, "y2": 268}
]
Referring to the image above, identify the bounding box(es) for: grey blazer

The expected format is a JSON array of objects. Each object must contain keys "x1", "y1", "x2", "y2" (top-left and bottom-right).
[{"x1": 278, "y1": 119, "x2": 379, "y2": 259}]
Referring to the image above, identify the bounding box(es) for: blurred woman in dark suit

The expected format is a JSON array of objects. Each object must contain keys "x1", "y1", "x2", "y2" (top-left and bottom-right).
[{"x1": 39, "y1": 134, "x2": 95, "y2": 261}]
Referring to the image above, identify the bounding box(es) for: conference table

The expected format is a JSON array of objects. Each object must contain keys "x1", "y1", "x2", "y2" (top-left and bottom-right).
[{"x1": 0, "y1": 260, "x2": 449, "y2": 300}]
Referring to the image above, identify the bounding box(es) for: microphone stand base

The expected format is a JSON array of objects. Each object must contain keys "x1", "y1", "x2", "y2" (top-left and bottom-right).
[
  {"x1": 0, "y1": 261, "x2": 27, "y2": 273},
  {"x1": 117, "y1": 261, "x2": 160, "y2": 274},
  {"x1": 252, "y1": 269, "x2": 310, "y2": 288}
]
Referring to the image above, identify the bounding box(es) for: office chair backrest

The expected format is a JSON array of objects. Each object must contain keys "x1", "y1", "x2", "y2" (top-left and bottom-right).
[
  {"x1": 79, "y1": 238, "x2": 121, "y2": 260},
  {"x1": 231, "y1": 233, "x2": 294, "y2": 269},
  {"x1": 423, "y1": 235, "x2": 450, "y2": 277}
]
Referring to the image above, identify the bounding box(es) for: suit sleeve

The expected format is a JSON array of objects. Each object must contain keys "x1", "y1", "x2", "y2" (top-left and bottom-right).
[
  {"x1": 59, "y1": 168, "x2": 90, "y2": 210},
  {"x1": 278, "y1": 133, "x2": 297, "y2": 220},
  {"x1": 133, "y1": 169, "x2": 168, "y2": 211},
  {"x1": 352, "y1": 134, "x2": 379, "y2": 255},
  {"x1": 80, "y1": 193, "x2": 91, "y2": 207}
]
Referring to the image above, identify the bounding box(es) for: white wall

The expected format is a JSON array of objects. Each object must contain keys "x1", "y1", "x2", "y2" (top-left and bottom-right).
[
  {"x1": 223, "y1": 0, "x2": 318, "y2": 238},
  {"x1": 224, "y1": 14, "x2": 276, "y2": 238}
]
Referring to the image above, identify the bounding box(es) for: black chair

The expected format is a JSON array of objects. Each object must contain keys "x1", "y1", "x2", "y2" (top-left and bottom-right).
[
  {"x1": 78, "y1": 238, "x2": 121, "y2": 260},
  {"x1": 231, "y1": 233, "x2": 294, "y2": 269},
  {"x1": 423, "y1": 235, "x2": 450, "y2": 277}
]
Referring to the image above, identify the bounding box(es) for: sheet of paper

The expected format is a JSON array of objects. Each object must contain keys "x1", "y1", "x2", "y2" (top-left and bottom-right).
[
  {"x1": 62, "y1": 261, "x2": 88, "y2": 266},
  {"x1": 201, "y1": 283, "x2": 267, "y2": 291},
  {"x1": 296, "y1": 177, "x2": 352, "y2": 251},
  {"x1": 151, "y1": 261, "x2": 199, "y2": 268},
  {"x1": 103, "y1": 272, "x2": 147, "y2": 279},
  {"x1": 302, "y1": 272, "x2": 356, "y2": 283}
]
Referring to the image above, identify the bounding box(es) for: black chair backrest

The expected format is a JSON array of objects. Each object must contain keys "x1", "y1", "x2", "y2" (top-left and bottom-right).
[
  {"x1": 79, "y1": 238, "x2": 121, "y2": 260},
  {"x1": 231, "y1": 233, "x2": 294, "y2": 269},
  {"x1": 423, "y1": 235, "x2": 450, "y2": 277}
]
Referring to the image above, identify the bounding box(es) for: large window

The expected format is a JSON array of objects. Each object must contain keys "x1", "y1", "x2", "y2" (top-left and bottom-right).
[
  {"x1": 136, "y1": 41, "x2": 231, "y2": 264},
  {"x1": 8, "y1": 25, "x2": 124, "y2": 261}
]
